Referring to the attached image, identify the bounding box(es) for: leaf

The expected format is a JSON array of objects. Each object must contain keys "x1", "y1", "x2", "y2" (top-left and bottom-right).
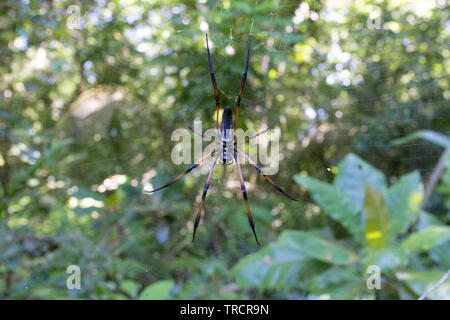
[
  {"x1": 363, "y1": 247, "x2": 408, "y2": 271},
  {"x1": 386, "y1": 171, "x2": 422, "y2": 241},
  {"x1": 391, "y1": 130, "x2": 450, "y2": 149},
  {"x1": 138, "y1": 280, "x2": 174, "y2": 300},
  {"x1": 416, "y1": 210, "x2": 444, "y2": 231},
  {"x1": 231, "y1": 243, "x2": 323, "y2": 290},
  {"x1": 121, "y1": 280, "x2": 139, "y2": 298},
  {"x1": 278, "y1": 231, "x2": 359, "y2": 265},
  {"x1": 294, "y1": 175, "x2": 365, "y2": 244},
  {"x1": 334, "y1": 153, "x2": 387, "y2": 207},
  {"x1": 231, "y1": 230, "x2": 358, "y2": 290},
  {"x1": 430, "y1": 242, "x2": 450, "y2": 269},
  {"x1": 308, "y1": 267, "x2": 368, "y2": 300},
  {"x1": 396, "y1": 270, "x2": 450, "y2": 300},
  {"x1": 416, "y1": 210, "x2": 449, "y2": 270},
  {"x1": 364, "y1": 184, "x2": 391, "y2": 249},
  {"x1": 400, "y1": 226, "x2": 450, "y2": 252}
]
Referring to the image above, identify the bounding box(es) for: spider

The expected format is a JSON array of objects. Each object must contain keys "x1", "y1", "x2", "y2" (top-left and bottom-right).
[{"x1": 146, "y1": 34, "x2": 297, "y2": 244}]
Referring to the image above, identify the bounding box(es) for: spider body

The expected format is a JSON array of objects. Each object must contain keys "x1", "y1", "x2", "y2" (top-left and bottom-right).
[
  {"x1": 220, "y1": 106, "x2": 234, "y2": 165},
  {"x1": 146, "y1": 34, "x2": 298, "y2": 244}
]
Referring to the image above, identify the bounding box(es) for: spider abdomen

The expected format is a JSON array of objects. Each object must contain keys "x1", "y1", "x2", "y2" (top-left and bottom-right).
[{"x1": 221, "y1": 148, "x2": 234, "y2": 165}]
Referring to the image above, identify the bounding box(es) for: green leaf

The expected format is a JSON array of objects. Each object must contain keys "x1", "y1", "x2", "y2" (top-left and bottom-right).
[
  {"x1": 430, "y1": 242, "x2": 450, "y2": 269},
  {"x1": 278, "y1": 231, "x2": 359, "y2": 265},
  {"x1": 396, "y1": 270, "x2": 450, "y2": 300},
  {"x1": 334, "y1": 153, "x2": 387, "y2": 207},
  {"x1": 386, "y1": 171, "x2": 422, "y2": 240},
  {"x1": 391, "y1": 130, "x2": 450, "y2": 149},
  {"x1": 231, "y1": 230, "x2": 358, "y2": 290},
  {"x1": 363, "y1": 247, "x2": 408, "y2": 271},
  {"x1": 294, "y1": 175, "x2": 365, "y2": 244},
  {"x1": 416, "y1": 210, "x2": 444, "y2": 231},
  {"x1": 138, "y1": 280, "x2": 174, "y2": 300},
  {"x1": 231, "y1": 236, "x2": 329, "y2": 290},
  {"x1": 121, "y1": 280, "x2": 139, "y2": 298},
  {"x1": 364, "y1": 184, "x2": 391, "y2": 249},
  {"x1": 400, "y1": 226, "x2": 450, "y2": 252},
  {"x1": 417, "y1": 211, "x2": 450, "y2": 269},
  {"x1": 308, "y1": 267, "x2": 368, "y2": 300}
]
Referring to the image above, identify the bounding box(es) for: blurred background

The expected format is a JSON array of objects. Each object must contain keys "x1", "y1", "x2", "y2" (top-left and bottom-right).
[{"x1": 0, "y1": 0, "x2": 449, "y2": 299}]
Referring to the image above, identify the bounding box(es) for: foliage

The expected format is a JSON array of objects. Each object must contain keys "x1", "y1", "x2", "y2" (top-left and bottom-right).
[
  {"x1": 0, "y1": 0, "x2": 448, "y2": 300},
  {"x1": 232, "y1": 153, "x2": 450, "y2": 299}
]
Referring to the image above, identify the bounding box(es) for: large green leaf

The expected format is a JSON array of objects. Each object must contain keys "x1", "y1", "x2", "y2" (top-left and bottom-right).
[
  {"x1": 391, "y1": 130, "x2": 450, "y2": 149},
  {"x1": 416, "y1": 212, "x2": 450, "y2": 268},
  {"x1": 386, "y1": 171, "x2": 422, "y2": 241},
  {"x1": 364, "y1": 184, "x2": 391, "y2": 249},
  {"x1": 363, "y1": 247, "x2": 409, "y2": 272},
  {"x1": 308, "y1": 267, "x2": 368, "y2": 300},
  {"x1": 278, "y1": 231, "x2": 359, "y2": 265},
  {"x1": 138, "y1": 280, "x2": 174, "y2": 300},
  {"x1": 416, "y1": 210, "x2": 444, "y2": 230},
  {"x1": 430, "y1": 243, "x2": 450, "y2": 269},
  {"x1": 121, "y1": 280, "x2": 139, "y2": 298},
  {"x1": 400, "y1": 226, "x2": 450, "y2": 252},
  {"x1": 231, "y1": 230, "x2": 358, "y2": 290},
  {"x1": 294, "y1": 175, "x2": 365, "y2": 244},
  {"x1": 334, "y1": 153, "x2": 387, "y2": 207},
  {"x1": 396, "y1": 270, "x2": 450, "y2": 300},
  {"x1": 231, "y1": 239, "x2": 329, "y2": 290}
]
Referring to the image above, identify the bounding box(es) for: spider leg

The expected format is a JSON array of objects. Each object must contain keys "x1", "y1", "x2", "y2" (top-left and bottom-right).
[
  {"x1": 236, "y1": 117, "x2": 279, "y2": 143},
  {"x1": 179, "y1": 112, "x2": 219, "y2": 145},
  {"x1": 205, "y1": 33, "x2": 221, "y2": 137},
  {"x1": 145, "y1": 149, "x2": 218, "y2": 193},
  {"x1": 235, "y1": 35, "x2": 251, "y2": 131},
  {"x1": 235, "y1": 148, "x2": 298, "y2": 201},
  {"x1": 234, "y1": 152, "x2": 260, "y2": 245},
  {"x1": 192, "y1": 152, "x2": 221, "y2": 241}
]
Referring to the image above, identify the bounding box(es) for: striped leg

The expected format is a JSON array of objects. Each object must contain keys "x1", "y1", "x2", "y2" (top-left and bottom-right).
[
  {"x1": 235, "y1": 148, "x2": 298, "y2": 201},
  {"x1": 145, "y1": 149, "x2": 217, "y2": 193},
  {"x1": 235, "y1": 35, "x2": 251, "y2": 131},
  {"x1": 205, "y1": 33, "x2": 221, "y2": 137},
  {"x1": 234, "y1": 152, "x2": 260, "y2": 245},
  {"x1": 236, "y1": 118, "x2": 279, "y2": 144},
  {"x1": 192, "y1": 152, "x2": 221, "y2": 241},
  {"x1": 179, "y1": 112, "x2": 219, "y2": 145}
]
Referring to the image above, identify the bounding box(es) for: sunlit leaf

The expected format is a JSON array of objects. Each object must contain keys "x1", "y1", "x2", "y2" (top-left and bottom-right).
[
  {"x1": 138, "y1": 280, "x2": 174, "y2": 300},
  {"x1": 364, "y1": 184, "x2": 390, "y2": 249},
  {"x1": 400, "y1": 226, "x2": 450, "y2": 252}
]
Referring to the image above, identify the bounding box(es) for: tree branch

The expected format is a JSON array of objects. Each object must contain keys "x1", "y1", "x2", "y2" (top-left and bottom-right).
[
  {"x1": 421, "y1": 148, "x2": 449, "y2": 209},
  {"x1": 418, "y1": 269, "x2": 450, "y2": 300}
]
